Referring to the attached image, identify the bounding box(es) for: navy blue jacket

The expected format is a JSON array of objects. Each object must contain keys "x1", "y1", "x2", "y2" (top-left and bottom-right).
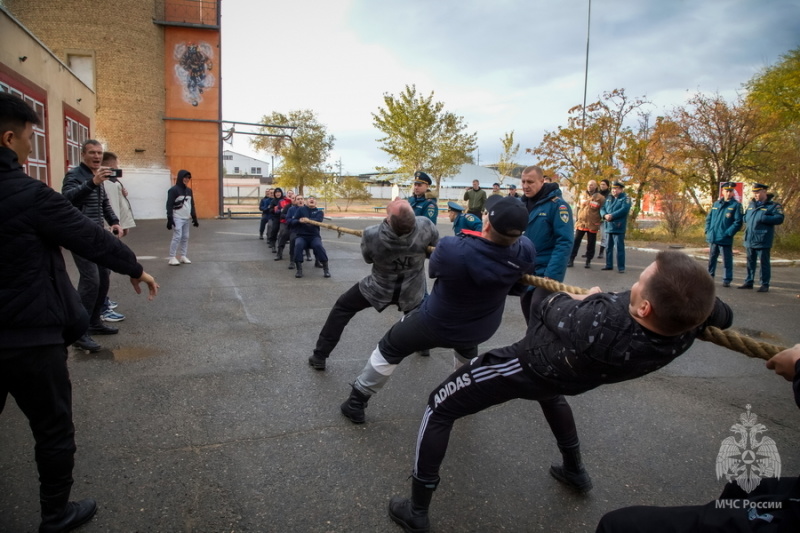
[
  {"x1": 743, "y1": 197, "x2": 784, "y2": 249},
  {"x1": 421, "y1": 234, "x2": 536, "y2": 345},
  {"x1": 705, "y1": 198, "x2": 743, "y2": 246},
  {"x1": 294, "y1": 205, "x2": 324, "y2": 238},
  {"x1": 452, "y1": 212, "x2": 482, "y2": 235}
]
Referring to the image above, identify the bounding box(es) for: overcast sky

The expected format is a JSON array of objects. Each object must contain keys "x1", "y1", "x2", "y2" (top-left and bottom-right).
[{"x1": 220, "y1": 0, "x2": 799, "y2": 176}]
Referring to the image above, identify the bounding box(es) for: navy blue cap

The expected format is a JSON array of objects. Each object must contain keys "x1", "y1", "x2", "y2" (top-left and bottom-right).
[{"x1": 447, "y1": 201, "x2": 464, "y2": 212}]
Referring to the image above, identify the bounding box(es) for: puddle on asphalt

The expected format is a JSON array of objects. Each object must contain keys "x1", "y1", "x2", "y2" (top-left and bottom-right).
[{"x1": 71, "y1": 346, "x2": 160, "y2": 362}]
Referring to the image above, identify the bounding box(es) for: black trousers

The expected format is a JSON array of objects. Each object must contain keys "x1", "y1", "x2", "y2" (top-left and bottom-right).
[
  {"x1": 313, "y1": 284, "x2": 372, "y2": 360},
  {"x1": 71, "y1": 252, "x2": 110, "y2": 326},
  {"x1": 259, "y1": 214, "x2": 269, "y2": 237},
  {"x1": 0, "y1": 344, "x2": 76, "y2": 500},
  {"x1": 412, "y1": 349, "x2": 578, "y2": 483},
  {"x1": 267, "y1": 217, "x2": 281, "y2": 245},
  {"x1": 571, "y1": 229, "x2": 598, "y2": 261}
]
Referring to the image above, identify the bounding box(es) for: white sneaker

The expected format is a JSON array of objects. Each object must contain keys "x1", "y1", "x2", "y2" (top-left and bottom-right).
[
  {"x1": 168, "y1": 257, "x2": 180, "y2": 266},
  {"x1": 179, "y1": 256, "x2": 192, "y2": 264}
]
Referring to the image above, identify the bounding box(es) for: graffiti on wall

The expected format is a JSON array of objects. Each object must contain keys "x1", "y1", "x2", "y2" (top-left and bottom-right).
[{"x1": 174, "y1": 42, "x2": 215, "y2": 106}]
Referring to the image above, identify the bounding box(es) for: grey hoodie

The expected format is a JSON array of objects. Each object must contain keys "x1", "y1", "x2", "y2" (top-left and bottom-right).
[{"x1": 358, "y1": 216, "x2": 439, "y2": 312}]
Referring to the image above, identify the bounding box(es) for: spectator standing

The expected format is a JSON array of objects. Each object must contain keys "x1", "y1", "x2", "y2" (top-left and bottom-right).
[
  {"x1": 568, "y1": 180, "x2": 605, "y2": 269},
  {"x1": 600, "y1": 181, "x2": 631, "y2": 273},
  {"x1": 166, "y1": 169, "x2": 198, "y2": 266},
  {"x1": 61, "y1": 140, "x2": 122, "y2": 352},
  {"x1": 705, "y1": 182, "x2": 743, "y2": 288},
  {"x1": 0, "y1": 92, "x2": 159, "y2": 533},
  {"x1": 408, "y1": 171, "x2": 438, "y2": 224},
  {"x1": 463, "y1": 179, "x2": 487, "y2": 216},
  {"x1": 490, "y1": 182, "x2": 502, "y2": 196},
  {"x1": 739, "y1": 183, "x2": 785, "y2": 292},
  {"x1": 507, "y1": 184, "x2": 521, "y2": 198}
]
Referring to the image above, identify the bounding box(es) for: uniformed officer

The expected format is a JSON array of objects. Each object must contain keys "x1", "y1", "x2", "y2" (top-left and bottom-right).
[
  {"x1": 408, "y1": 171, "x2": 438, "y2": 225},
  {"x1": 446, "y1": 201, "x2": 482, "y2": 236},
  {"x1": 739, "y1": 183, "x2": 784, "y2": 292},
  {"x1": 704, "y1": 182, "x2": 743, "y2": 287}
]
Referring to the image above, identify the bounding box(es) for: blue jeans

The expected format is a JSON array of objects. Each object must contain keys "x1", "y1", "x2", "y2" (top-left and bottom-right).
[
  {"x1": 707, "y1": 243, "x2": 734, "y2": 283},
  {"x1": 744, "y1": 247, "x2": 771, "y2": 286},
  {"x1": 605, "y1": 233, "x2": 626, "y2": 271}
]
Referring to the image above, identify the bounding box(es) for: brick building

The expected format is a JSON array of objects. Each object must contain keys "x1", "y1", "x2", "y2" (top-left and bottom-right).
[{"x1": 2, "y1": 0, "x2": 222, "y2": 218}]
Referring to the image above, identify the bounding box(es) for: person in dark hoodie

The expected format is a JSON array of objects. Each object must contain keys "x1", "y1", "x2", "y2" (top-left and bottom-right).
[
  {"x1": 166, "y1": 169, "x2": 198, "y2": 265},
  {"x1": 339, "y1": 195, "x2": 536, "y2": 424},
  {"x1": 266, "y1": 187, "x2": 285, "y2": 251},
  {"x1": 291, "y1": 196, "x2": 329, "y2": 278},
  {"x1": 0, "y1": 92, "x2": 159, "y2": 533},
  {"x1": 308, "y1": 199, "x2": 439, "y2": 370}
]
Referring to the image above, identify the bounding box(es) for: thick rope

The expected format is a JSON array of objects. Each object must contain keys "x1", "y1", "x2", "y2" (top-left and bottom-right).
[{"x1": 303, "y1": 219, "x2": 787, "y2": 361}]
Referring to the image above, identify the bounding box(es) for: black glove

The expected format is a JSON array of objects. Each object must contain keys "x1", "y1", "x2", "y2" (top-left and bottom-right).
[
  {"x1": 192, "y1": 219, "x2": 199, "y2": 227},
  {"x1": 167, "y1": 218, "x2": 174, "y2": 230}
]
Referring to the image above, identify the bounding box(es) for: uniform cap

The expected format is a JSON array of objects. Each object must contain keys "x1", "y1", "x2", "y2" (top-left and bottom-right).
[
  {"x1": 612, "y1": 181, "x2": 624, "y2": 188},
  {"x1": 751, "y1": 183, "x2": 769, "y2": 191},
  {"x1": 484, "y1": 195, "x2": 528, "y2": 237},
  {"x1": 447, "y1": 201, "x2": 465, "y2": 212},
  {"x1": 721, "y1": 182, "x2": 736, "y2": 190},
  {"x1": 413, "y1": 171, "x2": 432, "y2": 185}
]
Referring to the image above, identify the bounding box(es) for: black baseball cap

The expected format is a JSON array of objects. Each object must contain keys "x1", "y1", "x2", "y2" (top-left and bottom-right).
[{"x1": 484, "y1": 195, "x2": 528, "y2": 237}]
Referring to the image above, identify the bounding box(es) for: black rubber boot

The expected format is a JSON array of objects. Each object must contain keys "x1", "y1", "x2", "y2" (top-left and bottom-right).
[
  {"x1": 567, "y1": 256, "x2": 575, "y2": 267},
  {"x1": 388, "y1": 476, "x2": 439, "y2": 533},
  {"x1": 295, "y1": 262, "x2": 303, "y2": 278},
  {"x1": 274, "y1": 246, "x2": 284, "y2": 260},
  {"x1": 597, "y1": 246, "x2": 605, "y2": 259},
  {"x1": 308, "y1": 354, "x2": 326, "y2": 370},
  {"x1": 39, "y1": 487, "x2": 98, "y2": 533},
  {"x1": 322, "y1": 261, "x2": 331, "y2": 278},
  {"x1": 288, "y1": 262, "x2": 295, "y2": 270},
  {"x1": 314, "y1": 259, "x2": 323, "y2": 268},
  {"x1": 340, "y1": 386, "x2": 370, "y2": 424},
  {"x1": 549, "y1": 444, "x2": 593, "y2": 493},
  {"x1": 585, "y1": 259, "x2": 591, "y2": 269}
]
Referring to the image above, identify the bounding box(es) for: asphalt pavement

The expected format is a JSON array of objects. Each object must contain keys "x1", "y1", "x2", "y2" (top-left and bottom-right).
[{"x1": 1, "y1": 216, "x2": 799, "y2": 533}]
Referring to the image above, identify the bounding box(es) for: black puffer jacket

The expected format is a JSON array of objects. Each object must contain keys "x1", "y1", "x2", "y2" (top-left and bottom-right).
[
  {"x1": 0, "y1": 147, "x2": 143, "y2": 350},
  {"x1": 61, "y1": 162, "x2": 119, "y2": 226}
]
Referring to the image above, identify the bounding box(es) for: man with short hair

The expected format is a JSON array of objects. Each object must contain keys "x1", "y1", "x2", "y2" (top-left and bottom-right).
[
  {"x1": 739, "y1": 183, "x2": 784, "y2": 292},
  {"x1": 258, "y1": 188, "x2": 273, "y2": 240},
  {"x1": 408, "y1": 171, "x2": 438, "y2": 224},
  {"x1": 0, "y1": 92, "x2": 159, "y2": 533},
  {"x1": 600, "y1": 181, "x2": 632, "y2": 273},
  {"x1": 705, "y1": 182, "x2": 743, "y2": 288},
  {"x1": 463, "y1": 179, "x2": 487, "y2": 216},
  {"x1": 446, "y1": 201, "x2": 482, "y2": 236},
  {"x1": 308, "y1": 199, "x2": 439, "y2": 370},
  {"x1": 62, "y1": 140, "x2": 124, "y2": 351},
  {"x1": 340, "y1": 196, "x2": 536, "y2": 424},
  {"x1": 490, "y1": 182, "x2": 502, "y2": 196},
  {"x1": 388, "y1": 251, "x2": 732, "y2": 533}
]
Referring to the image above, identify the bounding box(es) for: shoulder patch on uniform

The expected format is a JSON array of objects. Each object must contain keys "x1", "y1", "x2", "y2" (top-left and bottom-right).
[{"x1": 560, "y1": 211, "x2": 570, "y2": 223}]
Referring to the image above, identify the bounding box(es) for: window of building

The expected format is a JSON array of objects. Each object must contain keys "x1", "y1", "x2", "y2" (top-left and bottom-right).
[
  {"x1": 223, "y1": 154, "x2": 233, "y2": 160},
  {"x1": 251, "y1": 167, "x2": 261, "y2": 174},
  {"x1": 65, "y1": 115, "x2": 89, "y2": 171},
  {"x1": 0, "y1": 81, "x2": 48, "y2": 184},
  {"x1": 234, "y1": 166, "x2": 239, "y2": 173}
]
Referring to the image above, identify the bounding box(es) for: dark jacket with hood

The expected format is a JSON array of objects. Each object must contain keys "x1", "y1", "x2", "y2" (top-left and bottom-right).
[
  {"x1": 522, "y1": 182, "x2": 574, "y2": 281},
  {"x1": 269, "y1": 188, "x2": 285, "y2": 221},
  {"x1": 166, "y1": 169, "x2": 197, "y2": 223},
  {"x1": 359, "y1": 216, "x2": 439, "y2": 312},
  {"x1": 0, "y1": 146, "x2": 144, "y2": 351},
  {"x1": 61, "y1": 162, "x2": 119, "y2": 227},
  {"x1": 421, "y1": 233, "x2": 536, "y2": 345}
]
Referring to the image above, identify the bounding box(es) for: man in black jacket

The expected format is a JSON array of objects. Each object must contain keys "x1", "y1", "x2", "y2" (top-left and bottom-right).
[
  {"x1": 61, "y1": 139, "x2": 123, "y2": 351},
  {"x1": 0, "y1": 93, "x2": 159, "y2": 533}
]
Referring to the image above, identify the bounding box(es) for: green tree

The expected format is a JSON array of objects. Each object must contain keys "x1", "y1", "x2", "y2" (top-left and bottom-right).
[
  {"x1": 250, "y1": 109, "x2": 334, "y2": 195},
  {"x1": 337, "y1": 176, "x2": 372, "y2": 212},
  {"x1": 495, "y1": 131, "x2": 520, "y2": 185},
  {"x1": 745, "y1": 47, "x2": 800, "y2": 127},
  {"x1": 372, "y1": 84, "x2": 477, "y2": 192}
]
